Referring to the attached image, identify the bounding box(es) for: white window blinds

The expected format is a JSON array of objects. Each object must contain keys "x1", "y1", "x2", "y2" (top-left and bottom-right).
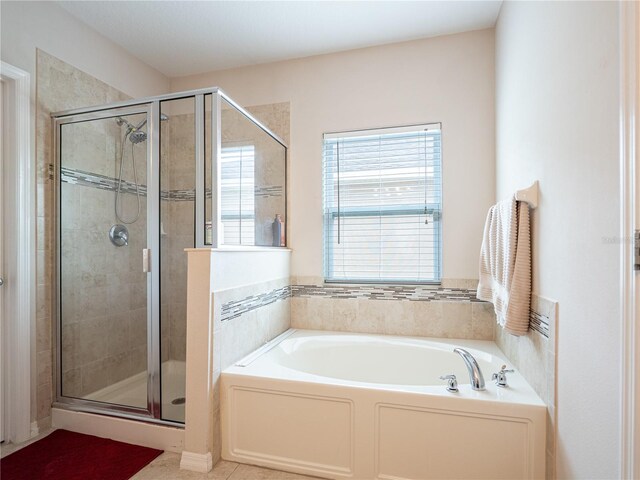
[
  {"x1": 221, "y1": 145, "x2": 255, "y2": 245},
  {"x1": 323, "y1": 124, "x2": 442, "y2": 283}
]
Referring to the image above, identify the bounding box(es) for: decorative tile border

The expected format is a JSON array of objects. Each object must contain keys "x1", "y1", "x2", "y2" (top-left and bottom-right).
[
  {"x1": 165, "y1": 189, "x2": 196, "y2": 201},
  {"x1": 220, "y1": 283, "x2": 550, "y2": 340},
  {"x1": 62, "y1": 167, "x2": 283, "y2": 202},
  {"x1": 529, "y1": 294, "x2": 552, "y2": 338},
  {"x1": 291, "y1": 284, "x2": 481, "y2": 302},
  {"x1": 221, "y1": 286, "x2": 291, "y2": 321},
  {"x1": 255, "y1": 185, "x2": 283, "y2": 198},
  {"x1": 221, "y1": 283, "x2": 484, "y2": 322},
  {"x1": 62, "y1": 167, "x2": 194, "y2": 201},
  {"x1": 61, "y1": 167, "x2": 146, "y2": 196},
  {"x1": 529, "y1": 310, "x2": 549, "y2": 338}
]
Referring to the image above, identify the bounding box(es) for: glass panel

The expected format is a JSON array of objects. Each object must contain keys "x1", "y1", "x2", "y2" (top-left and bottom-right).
[
  {"x1": 220, "y1": 99, "x2": 287, "y2": 246},
  {"x1": 59, "y1": 112, "x2": 149, "y2": 410},
  {"x1": 159, "y1": 98, "x2": 193, "y2": 422}
]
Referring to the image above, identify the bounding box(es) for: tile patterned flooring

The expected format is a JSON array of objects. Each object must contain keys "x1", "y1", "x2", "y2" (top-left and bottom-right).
[
  {"x1": 1, "y1": 429, "x2": 319, "y2": 479},
  {"x1": 132, "y1": 452, "x2": 319, "y2": 479},
  {"x1": 0, "y1": 429, "x2": 56, "y2": 458}
]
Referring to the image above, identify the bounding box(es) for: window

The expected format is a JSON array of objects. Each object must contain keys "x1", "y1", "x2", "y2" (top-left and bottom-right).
[
  {"x1": 323, "y1": 124, "x2": 442, "y2": 283},
  {"x1": 221, "y1": 145, "x2": 255, "y2": 245}
]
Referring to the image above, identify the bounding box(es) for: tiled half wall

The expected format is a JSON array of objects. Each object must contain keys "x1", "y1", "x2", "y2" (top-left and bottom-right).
[
  {"x1": 495, "y1": 294, "x2": 557, "y2": 479},
  {"x1": 290, "y1": 280, "x2": 496, "y2": 340},
  {"x1": 219, "y1": 279, "x2": 497, "y2": 341},
  {"x1": 217, "y1": 281, "x2": 556, "y2": 346},
  {"x1": 210, "y1": 277, "x2": 292, "y2": 464}
]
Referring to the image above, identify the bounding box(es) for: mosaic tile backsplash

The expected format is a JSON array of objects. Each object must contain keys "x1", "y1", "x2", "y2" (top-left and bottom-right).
[
  {"x1": 222, "y1": 284, "x2": 484, "y2": 323},
  {"x1": 221, "y1": 282, "x2": 550, "y2": 341},
  {"x1": 222, "y1": 286, "x2": 291, "y2": 321},
  {"x1": 529, "y1": 310, "x2": 550, "y2": 338},
  {"x1": 291, "y1": 284, "x2": 481, "y2": 302}
]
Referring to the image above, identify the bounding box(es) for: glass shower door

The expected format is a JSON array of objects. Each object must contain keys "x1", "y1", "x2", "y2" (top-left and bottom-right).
[{"x1": 57, "y1": 105, "x2": 155, "y2": 415}]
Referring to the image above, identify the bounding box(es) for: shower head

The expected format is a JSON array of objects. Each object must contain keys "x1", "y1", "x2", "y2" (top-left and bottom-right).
[{"x1": 129, "y1": 130, "x2": 147, "y2": 144}]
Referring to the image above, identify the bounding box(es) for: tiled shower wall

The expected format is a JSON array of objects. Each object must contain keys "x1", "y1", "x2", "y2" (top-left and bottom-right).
[
  {"x1": 59, "y1": 119, "x2": 148, "y2": 399},
  {"x1": 160, "y1": 111, "x2": 195, "y2": 363},
  {"x1": 36, "y1": 50, "x2": 133, "y2": 426}
]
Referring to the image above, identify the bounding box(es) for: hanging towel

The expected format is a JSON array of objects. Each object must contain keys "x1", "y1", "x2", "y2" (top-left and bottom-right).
[{"x1": 477, "y1": 195, "x2": 531, "y2": 336}]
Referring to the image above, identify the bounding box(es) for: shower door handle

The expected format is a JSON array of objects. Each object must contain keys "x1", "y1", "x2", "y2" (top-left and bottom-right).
[{"x1": 142, "y1": 248, "x2": 151, "y2": 273}]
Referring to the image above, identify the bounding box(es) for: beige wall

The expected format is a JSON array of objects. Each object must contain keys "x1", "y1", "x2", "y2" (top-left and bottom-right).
[
  {"x1": 171, "y1": 29, "x2": 496, "y2": 281},
  {"x1": 1, "y1": 1, "x2": 168, "y2": 98},
  {"x1": 495, "y1": 2, "x2": 621, "y2": 478}
]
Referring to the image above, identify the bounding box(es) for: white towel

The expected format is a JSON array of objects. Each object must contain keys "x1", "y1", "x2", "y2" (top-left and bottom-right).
[{"x1": 477, "y1": 195, "x2": 531, "y2": 336}]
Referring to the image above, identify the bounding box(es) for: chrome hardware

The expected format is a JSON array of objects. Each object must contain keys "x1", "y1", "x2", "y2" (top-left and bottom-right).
[
  {"x1": 109, "y1": 224, "x2": 129, "y2": 247},
  {"x1": 635, "y1": 230, "x2": 640, "y2": 271},
  {"x1": 491, "y1": 365, "x2": 514, "y2": 388},
  {"x1": 142, "y1": 248, "x2": 151, "y2": 273},
  {"x1": 453, "y1": 348, "x2": 486, "y2": 391},
  {"x1": 439, "y1": 374, "x2": 459, "y2": 393},
  {"x1": 0, "y1": 277, "x2": 4, "y2": 286}
]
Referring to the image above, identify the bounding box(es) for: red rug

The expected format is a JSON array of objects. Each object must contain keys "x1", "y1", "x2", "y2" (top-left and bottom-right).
[{"x1": 1, "y1": 429, "x2": 163, "y2": 480}]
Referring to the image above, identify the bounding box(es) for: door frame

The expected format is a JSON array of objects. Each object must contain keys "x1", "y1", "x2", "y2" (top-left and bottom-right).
[
  {"x1": 52, "y1": 103, "x2": 171, "y2": 424},
  {"x1": 620, "y1": 2, "x2": 639, "y2": 478},
  {"x1": 0, "y1": 62, "x2": 34, "y2": 444}
]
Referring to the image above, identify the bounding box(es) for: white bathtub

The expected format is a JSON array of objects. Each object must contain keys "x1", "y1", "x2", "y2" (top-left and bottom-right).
[{"x1": 221, "y1": 329, "x2": 546, "y2": 479}]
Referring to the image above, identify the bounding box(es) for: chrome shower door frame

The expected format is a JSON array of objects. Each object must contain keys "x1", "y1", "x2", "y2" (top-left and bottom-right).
[
  {"x1": 53, "y1": 103, "x2": 168, "y2": 424},
  {"x1": 51, "y1": 86, "x2": 288, "y2": 426}
]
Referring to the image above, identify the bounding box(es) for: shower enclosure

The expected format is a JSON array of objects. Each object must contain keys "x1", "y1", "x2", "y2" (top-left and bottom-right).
[{"x1": 52, "y1": 88, "x2": 287, "y2": 425}]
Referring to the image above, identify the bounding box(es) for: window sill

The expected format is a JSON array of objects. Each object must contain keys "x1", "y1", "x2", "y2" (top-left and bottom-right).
[{"x1": 185, "y1": 246, "x2": 292, "y2": 253}]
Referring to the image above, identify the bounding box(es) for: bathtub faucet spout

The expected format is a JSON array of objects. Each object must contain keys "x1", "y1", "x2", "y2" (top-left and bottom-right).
[{"x1": 453, "y1": 348, "x2": 485, "y2": 391}]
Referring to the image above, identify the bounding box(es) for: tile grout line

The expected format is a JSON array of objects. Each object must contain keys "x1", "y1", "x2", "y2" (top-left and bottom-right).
[{"x1": 224, "y1": 462, "x2": 240, "y2": 479}]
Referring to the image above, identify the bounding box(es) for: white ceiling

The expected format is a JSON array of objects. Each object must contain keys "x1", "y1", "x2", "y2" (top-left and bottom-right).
[{"x1": 57, "y1": 1, "x2": 502, "y2": 78}]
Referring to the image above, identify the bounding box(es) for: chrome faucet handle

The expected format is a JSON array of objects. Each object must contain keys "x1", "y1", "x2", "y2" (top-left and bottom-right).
[
  {"x1": 491, "y1": 365, "x2": 515, "y2": 387},
  {"x1": 439, "y1": 374, "x2": 459, "y2": 393}
]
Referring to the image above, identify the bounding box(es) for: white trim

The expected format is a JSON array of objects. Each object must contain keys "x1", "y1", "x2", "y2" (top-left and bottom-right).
[
  {"x1": 180, "y1": 451, "x2": 213, "y2": 472},
  {"x1": 620, "y1": 3, "x2": 638, "y2": 479},
  {"x1": 52, "y1": 408, "x2": 184, "y2": 452},
  {"x1": 30, "y1": 421, "x2": 40, "y2": 437},
  {"x1": 0, "y1": 62, "x2": 34, "y2": 444}
]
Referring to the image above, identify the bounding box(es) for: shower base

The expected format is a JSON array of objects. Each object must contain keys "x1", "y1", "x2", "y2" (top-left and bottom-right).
[{"x1": 85, "y1": 360, "x2": 185, "y2": 423}]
